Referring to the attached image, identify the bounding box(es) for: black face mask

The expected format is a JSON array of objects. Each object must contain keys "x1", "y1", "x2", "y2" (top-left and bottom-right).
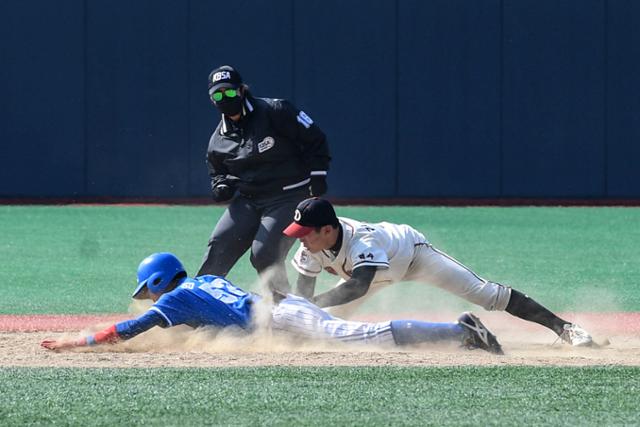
[{"x1": 214, "y1": 95, "x2": 243, "y2": 116}]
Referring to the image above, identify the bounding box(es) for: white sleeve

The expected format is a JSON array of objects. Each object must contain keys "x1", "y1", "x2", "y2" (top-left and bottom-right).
[
  {"x1": 349, "y1": 235, "x2": 389, "y2": 270},
  {"x1": 290, "y1": 245, "x2": 323, "y2": 277}
]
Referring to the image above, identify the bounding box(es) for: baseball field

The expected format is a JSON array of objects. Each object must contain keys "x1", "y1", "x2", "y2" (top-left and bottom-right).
[{"x1": 1, "y1": 205, "x2": 639, "y2": 425}]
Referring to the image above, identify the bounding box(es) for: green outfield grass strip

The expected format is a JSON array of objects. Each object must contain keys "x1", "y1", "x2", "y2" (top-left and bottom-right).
[
  {"x1": 2, "y1": 205, "x2": 640, "y2": 314},
  {"x1": 0, "y1": 366, "x2": 638, "y2": 426}
]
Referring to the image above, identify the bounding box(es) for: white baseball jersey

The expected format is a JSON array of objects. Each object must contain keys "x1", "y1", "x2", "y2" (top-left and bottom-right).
[
  {"x1": 291, "y1": 217, "x2": 428, "y2": 285},
  {"x1": 291, "y1": 217, "x2": 512, "y2": 315}
]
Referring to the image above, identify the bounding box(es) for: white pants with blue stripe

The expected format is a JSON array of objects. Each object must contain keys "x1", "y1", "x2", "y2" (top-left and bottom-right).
[{"x1": 271, "y1": 294, "x2": 396, "y2": 346}]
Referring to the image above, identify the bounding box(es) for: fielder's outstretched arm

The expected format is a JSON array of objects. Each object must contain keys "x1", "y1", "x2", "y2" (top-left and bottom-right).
[
  {"x1": 311, "y1": 266, "x2": 377, "y2": 308},
  {"x1": 295, "y1": 274, "x2": 316, "y2": 299},
  {"x1": 41, "y1": 310, "x2": 168, "y2": 351}
]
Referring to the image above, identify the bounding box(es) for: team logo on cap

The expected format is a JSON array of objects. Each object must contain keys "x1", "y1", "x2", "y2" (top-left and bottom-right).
[
  {"x1": 212, "y1": 71, "x2": 231, "y2": 82},
  {"x1": 294, "y1": 209, "x2": 302, "y2": 221}
]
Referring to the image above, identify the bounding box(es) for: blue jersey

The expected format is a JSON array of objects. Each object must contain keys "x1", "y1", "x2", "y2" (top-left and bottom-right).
[
  {"x1": 113, "y1": 275, "x2": 255, "y2": 341},
  {"x1": 152, "y1": 275, "x2": 254, "y2": 329}
]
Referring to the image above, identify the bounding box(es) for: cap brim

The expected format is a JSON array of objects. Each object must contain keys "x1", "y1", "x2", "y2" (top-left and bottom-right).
[
  {"x1": 131, "y1": 281, "x2": 149, "y2": 299},
  {"x1": 283, "y1": 222, "x2": 315, "y2": 238}
]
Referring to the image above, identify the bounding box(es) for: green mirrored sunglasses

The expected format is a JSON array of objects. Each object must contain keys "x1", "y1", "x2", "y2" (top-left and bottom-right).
[{"x1": 211, "y1": 88, "x2": 238, "y2": 102}]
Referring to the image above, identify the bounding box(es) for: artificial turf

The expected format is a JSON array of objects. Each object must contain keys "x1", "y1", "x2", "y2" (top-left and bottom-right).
[
  {"x1": 1, "y1": 366, "x2": 638, "y2": 426},
  {"x1": 1, "y1": 205, "x2": 639, "y2": 314}
]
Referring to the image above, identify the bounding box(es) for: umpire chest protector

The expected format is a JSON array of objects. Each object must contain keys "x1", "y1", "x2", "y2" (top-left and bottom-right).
[{"x1": 207, "y1": 95, "x2": 329, "y2": 197}]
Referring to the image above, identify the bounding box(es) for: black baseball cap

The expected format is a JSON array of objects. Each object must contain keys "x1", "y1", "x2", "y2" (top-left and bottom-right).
[
  {"x1": 208, "y1": 65, "x2": 242, "y2": 93},
  {"x1": 283, "y1": 198, "x2": 339, "y2": 238}
]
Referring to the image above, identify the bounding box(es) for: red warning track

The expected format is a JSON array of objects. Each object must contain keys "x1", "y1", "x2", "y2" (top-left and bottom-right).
[
  {"x1": 1, "y1": 312, "x2": 639, "y2": 334},
  {"x1": 0, "y1": 315, "x2": 129, "y2": 332}
]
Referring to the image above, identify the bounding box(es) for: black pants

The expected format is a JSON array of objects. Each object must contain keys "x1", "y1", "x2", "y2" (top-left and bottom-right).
[{"x1": 197, "y1": 189, "x2": 308, "y2": 295}]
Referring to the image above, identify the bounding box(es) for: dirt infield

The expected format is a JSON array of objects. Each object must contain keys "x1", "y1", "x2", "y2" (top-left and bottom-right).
[{"x1": 2, "y1": 312, "x2": 639, "y2": 368}]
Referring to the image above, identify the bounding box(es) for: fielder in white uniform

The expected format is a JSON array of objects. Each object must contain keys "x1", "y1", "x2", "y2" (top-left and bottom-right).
[{"x1": 283, "y1": 197, "x2": 593, "y2": 347}]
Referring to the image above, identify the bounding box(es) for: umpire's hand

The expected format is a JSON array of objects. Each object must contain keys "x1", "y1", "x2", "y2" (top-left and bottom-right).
[{"x1": 211, "y1": 183, "x2": 235, "y2": 202}]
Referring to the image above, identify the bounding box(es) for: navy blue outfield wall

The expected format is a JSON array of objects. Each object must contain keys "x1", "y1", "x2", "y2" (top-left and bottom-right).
[{"x1": 1, "y1": 0, "x2": 639, "y2": 199}]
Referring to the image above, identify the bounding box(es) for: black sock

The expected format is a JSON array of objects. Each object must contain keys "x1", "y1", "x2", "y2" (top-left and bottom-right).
[{"x1": 505, "y1": 289, "x2": 569, "y2": 336}]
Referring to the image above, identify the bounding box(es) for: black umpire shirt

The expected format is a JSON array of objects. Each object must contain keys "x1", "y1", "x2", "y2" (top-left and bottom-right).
[{"x1": 207, "y1": 93, "x2": 331, "y2": 198}]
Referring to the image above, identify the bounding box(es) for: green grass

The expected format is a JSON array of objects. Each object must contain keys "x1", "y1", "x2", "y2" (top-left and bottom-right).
[
  {"x1": 2, "y1": 207, "x2": 639, "y2": 426},
  {"x1": 1, "y1": 366, "x2": 638, "y2": 426},
  {"x1": 1, "y1": 205, "x2": 640, "y2": 314}
]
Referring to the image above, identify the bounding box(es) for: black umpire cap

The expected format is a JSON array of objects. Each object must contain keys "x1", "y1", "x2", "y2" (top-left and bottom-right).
[
  {"x1": 283, "y1": 198, "x2": 339, "y2": 238},
  {"x1": 208, "y1": 65, "x2": 242, "y2": 92}
]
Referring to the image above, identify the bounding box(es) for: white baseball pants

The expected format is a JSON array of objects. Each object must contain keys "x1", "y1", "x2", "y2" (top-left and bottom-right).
[
  {"x1": 328, "y1": 244, "x2": 512, "y2": 319},
  {"x1": 404, "y1": 244, "x2": 512, "y2": 311},
  {"x1": 271, "y1": 294, "x2": 396, "y2": 346}
]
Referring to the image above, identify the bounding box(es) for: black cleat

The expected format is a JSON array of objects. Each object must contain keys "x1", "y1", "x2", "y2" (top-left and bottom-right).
[{"x1": 458, "y1": 312, "x2": 504, "y2": 355}]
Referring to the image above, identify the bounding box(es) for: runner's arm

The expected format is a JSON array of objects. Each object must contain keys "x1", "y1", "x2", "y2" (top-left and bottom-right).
[{"x1": 41, "y1": 310, "x2": 167, "y2": 350}]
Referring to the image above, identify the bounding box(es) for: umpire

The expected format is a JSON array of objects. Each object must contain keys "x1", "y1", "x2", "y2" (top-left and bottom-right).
[{"x1": 198, "y1": 65, "x2": 331, "y2": 296}]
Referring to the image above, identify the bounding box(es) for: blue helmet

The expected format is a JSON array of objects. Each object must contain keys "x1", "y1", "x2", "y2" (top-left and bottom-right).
[{"x1": 132, "y1": 252, "x2": 186, "y2": 299}]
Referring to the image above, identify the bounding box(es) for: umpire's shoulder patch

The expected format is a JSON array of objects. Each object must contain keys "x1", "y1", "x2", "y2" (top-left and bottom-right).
[{"x1": 258, "y1": 136, "x2": 275, "y2": 153}]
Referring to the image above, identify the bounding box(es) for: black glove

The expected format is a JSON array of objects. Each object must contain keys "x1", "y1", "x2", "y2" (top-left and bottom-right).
[
  {"x1": 212, "y1": 183, "x2": 235, "y2": 202},
  {"x1": 309, "y1": 176, "x2": 328, "y2": 197}
]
